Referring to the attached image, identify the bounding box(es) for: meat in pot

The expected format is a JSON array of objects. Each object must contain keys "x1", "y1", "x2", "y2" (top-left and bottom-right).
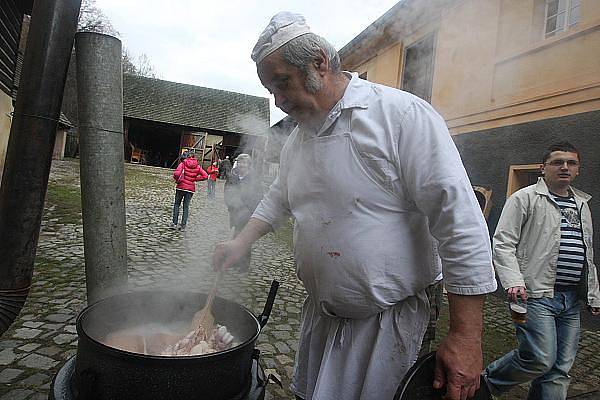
[{"x1": 104, "y1": 323, "x2": 237, "y2": 356}]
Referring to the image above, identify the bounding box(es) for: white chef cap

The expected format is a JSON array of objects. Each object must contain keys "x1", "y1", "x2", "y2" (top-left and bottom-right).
[{"x1": 251, "y1": 12, "x2": 311, "y2": 64}]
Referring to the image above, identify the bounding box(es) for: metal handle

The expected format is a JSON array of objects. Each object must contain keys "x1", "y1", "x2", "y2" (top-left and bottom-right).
[{"x1": 258, "y1": 280, "x2": 279, "y2": 328}]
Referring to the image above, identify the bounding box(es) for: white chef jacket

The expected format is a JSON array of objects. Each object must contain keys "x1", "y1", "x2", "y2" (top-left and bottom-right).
[{"x1": 252, "y1": 72, "x2": 496, "y2": 399}]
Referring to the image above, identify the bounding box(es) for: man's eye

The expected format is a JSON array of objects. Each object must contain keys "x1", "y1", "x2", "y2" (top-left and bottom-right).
[{"x1": 275, "y1": 79, "x2": 288, "y2": 90}]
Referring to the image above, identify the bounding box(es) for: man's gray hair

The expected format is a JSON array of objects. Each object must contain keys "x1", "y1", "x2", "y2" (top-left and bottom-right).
[
  {"x1": 236, "y1": 153, "x2": 251, "y2": 162},
  {"x1": 281, "y1": 33, "x2": 341, "y2": 75}
]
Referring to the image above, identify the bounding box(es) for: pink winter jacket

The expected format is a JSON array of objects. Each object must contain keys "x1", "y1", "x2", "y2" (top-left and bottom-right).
[{"x1": 173, "y1": 157, "x2": 208, "y2": 192}]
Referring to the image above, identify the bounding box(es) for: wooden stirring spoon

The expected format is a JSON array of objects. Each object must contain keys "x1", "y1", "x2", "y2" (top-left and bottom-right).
[{"x1": 191, "y1": 270, "x2": 224, "y2": 335}]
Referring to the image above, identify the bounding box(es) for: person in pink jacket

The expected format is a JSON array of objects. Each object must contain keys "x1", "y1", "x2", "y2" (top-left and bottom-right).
[{"x1": 171, "y1": 152, "x2": 208, "y2": 231}]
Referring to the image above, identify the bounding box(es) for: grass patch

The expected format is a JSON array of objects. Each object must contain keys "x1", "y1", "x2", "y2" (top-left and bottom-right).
[
  {"x1": 44, "y1": 183, "x2": 82, "y2": 225},
  {"x1": 125, "y1": 165, "x2": 174, "y2": 193},
  {"x1": 33, "y1": 256, "x2": 63, "y2": 270}
]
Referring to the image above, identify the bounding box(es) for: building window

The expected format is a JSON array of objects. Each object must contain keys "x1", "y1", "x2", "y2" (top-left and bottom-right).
[
  {"x1": 401, "y1": 32, "x2": 436, "y2": 102},
  {"x1": 545, "y1": 0, "x2": 581, "y2": 38},
  {"x1": 507, "y1": 164, "x2": 543, "y2": 197}
]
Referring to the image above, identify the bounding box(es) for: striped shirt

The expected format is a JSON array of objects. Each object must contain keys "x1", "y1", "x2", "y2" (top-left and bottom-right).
[{"x1": 551, "y1": 193, "x2": 585, "y2": 289}]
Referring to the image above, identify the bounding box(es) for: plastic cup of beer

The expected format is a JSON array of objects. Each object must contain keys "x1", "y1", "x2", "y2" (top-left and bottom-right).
[{"x1": 509, "y1": 300, "x2": 527, "y2": 324}]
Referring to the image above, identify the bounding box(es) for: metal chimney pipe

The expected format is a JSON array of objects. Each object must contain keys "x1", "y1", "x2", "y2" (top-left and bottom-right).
[
  {"x1": 75, "y1": 32, "x2": 128, "y2": 305},
  {"x1": 0, "y1": 0, "x2": 81, "y2": 335}
]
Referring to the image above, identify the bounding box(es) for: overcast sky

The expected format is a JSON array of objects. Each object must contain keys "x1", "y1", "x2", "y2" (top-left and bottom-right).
[{"x1": 94, "y1": 0, "x2": 400, "y2": 125}]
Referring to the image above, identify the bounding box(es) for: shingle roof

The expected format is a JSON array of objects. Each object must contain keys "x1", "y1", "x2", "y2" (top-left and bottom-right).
[{"x1": 123, "y1": 74, "x2": 270, "y2": 136}]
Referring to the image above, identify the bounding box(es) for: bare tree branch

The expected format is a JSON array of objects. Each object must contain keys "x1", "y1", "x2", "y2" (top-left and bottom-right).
[
  {"x1": 77, "y1": 0, "x2": 159, "y2": 78},
  {"x1": 78, "y1": 0, "x2": 119, "y2": 36}
]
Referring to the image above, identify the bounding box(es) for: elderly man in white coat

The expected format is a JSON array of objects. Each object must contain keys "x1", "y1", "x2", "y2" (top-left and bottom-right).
[{"x1": 213, "y1": 12, "x2": 497, "y2": 400}]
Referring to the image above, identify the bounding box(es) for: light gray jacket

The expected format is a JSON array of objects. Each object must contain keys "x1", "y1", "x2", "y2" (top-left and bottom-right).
[{"x1": 493, "y1": 178, "x2": 600, "y2": 307}]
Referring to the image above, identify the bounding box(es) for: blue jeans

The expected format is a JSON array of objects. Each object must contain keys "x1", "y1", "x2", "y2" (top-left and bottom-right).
[
  {"x1": 485, "y1": 290, "x2": 580, "y2": 400},
  {"x1": 172, "y1": 190, "x2": 193, "y2": 227}
]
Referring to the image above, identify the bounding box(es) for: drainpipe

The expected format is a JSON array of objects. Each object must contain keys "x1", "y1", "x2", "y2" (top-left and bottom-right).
[
  {"x1": 0, "y1": 0, "x2": 81, "y2": 336},
  {"x1": 75, "y1": 32, "x2": 128, "y2": 305}
]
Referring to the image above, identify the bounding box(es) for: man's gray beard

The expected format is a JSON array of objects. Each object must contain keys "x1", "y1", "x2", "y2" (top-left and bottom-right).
[{"x1": 304, "y1": 71, "x2": 322, "y2": 94}]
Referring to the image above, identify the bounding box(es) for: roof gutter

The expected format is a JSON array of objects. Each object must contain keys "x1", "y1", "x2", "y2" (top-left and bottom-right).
[
  {"x1": 338, "y1": 0, "x2": 454, "y2": 68},
  {"x1": 338, "y1": 0, "x2": 411, "y2": 59},
  {"x1": 0, "y1": 0, "x2": 81, "y2": 335}
]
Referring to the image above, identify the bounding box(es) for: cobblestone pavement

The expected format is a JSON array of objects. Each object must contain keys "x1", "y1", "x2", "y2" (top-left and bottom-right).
[{"x1": 1, "y1": 159, "x2": 599, "y2": 399}]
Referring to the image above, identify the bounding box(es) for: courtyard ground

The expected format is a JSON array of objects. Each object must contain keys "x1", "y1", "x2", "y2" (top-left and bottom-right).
[{"x1": 0, "y1": 159, "x2": 598, "y2": 399}]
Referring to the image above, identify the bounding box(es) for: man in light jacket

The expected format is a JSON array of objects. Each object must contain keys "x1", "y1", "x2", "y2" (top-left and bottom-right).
[
  {"x1": 213, "y1": 12, "x2": 497, "y2": 400},
  {"x1": 485, "y1": 141, "x2": 600, "y2": 399}
]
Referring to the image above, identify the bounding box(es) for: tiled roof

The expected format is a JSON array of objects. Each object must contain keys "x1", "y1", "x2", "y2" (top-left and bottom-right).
[{"x1": 123, "y1": 74, "x2": 270, "y2": 136}]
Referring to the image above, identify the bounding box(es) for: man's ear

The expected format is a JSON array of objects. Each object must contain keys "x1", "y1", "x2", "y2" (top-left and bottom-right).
[
  {"x1": 314, "y1": 49, "x2": 328, "y2": 75},
  {"x1": 540, "y1": 163, "x2": 545, "y2": 176}
]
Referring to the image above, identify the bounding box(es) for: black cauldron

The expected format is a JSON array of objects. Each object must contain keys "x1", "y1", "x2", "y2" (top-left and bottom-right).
[
  {"x1": 394, "y1": 352, "x2": 492, "y2": 400},
  {"x1": 61, "y1": 281, "x2": 278, "y2": 400}
]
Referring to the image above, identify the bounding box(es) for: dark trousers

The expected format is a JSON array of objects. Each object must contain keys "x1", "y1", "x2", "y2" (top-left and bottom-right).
[
  {"x1": 207, "y1": 179, "x2": 216, "y2": 199},
  {"x1": 172, "y1": 190, "x2": 193, "y2": 226}
]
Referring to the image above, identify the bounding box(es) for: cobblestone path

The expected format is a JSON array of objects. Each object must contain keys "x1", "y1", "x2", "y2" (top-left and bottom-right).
[{"x1": 1, "y1": 159, "x2": 598, "y2": 399}]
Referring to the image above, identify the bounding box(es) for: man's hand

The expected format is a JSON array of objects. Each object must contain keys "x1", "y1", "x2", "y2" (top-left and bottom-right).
[
  {"x1": 433, "y1": 293, "x2": 485, "y2": 400},
  {"x1": 506, "y1": 286, "x2": 527, "y2": 303},
  {"x1": 212, "y1": 239, "x2": 248, "y2": 271},
  {"x1": 434, "y1": 332, "x2": 482, "y2": 400},
  {"x1": 590, "y1": 306, "x2": 600, "y2": 316},
  {"x1": 212, "y1": 218, "x2": 273, "y2": 271}
]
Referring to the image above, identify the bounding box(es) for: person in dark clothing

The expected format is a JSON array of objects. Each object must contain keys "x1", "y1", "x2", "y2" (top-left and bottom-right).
[
  {"x1": 216, "y1": 158, "x2": 223, "y2": 178},
  {"x1": 220, "y1": 156, "x2": 232, "y2": 180},
  {"x1": 224, "y1": 154, "x2": 263, "y2": 271}
]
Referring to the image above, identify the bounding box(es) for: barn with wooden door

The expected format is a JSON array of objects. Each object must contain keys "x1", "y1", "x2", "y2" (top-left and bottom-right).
[{"x1": 122, "y1": 74, "x2": 269, "y2": 169}]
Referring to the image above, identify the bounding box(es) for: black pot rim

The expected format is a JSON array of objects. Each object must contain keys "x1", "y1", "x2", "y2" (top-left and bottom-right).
[{"x1": 75, "y1": 289, "x2": 262, "y2": 361}]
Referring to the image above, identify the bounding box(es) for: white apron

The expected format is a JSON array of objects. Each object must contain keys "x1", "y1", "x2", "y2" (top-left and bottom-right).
[{"x1": 288, "y1": 112, "x2": 430, "y2": 400}]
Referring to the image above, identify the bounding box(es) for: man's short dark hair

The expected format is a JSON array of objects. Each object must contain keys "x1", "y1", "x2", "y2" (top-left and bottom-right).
[{"x1": 542, "y1": 141, "x2": 581, "y2": 163}]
